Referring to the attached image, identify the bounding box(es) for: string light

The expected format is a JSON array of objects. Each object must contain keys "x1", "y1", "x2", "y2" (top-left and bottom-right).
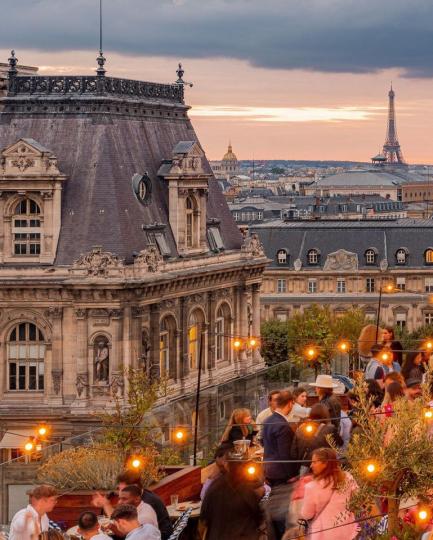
[
  {"x1": 302, "y1": 422, "x2": 317, "y2": 436},
  {"x1": 248, "y1": 337, "x2": 259, "y2": 348},
  {"x1": 417, "y1": 508, "x2": 431, "y2": 523},
  {"x1": 173, "y1": 427, "x2": 187, "y2": 444},
  {"x1": 36, "y1": 423, "x2": 49, "y2": 439},
  {"x1": 365, "y1": 461, "x2": 379, "y2": 476},
  {"x1": 246, "y1": 464, "x2": 257, "y2": 476},
  {"x1": 424, "y1": 340, "x2": 433, "y2": 351},
  {"x1": 233, "y1": 338, "x2": 243, "y2": 350},
  {"x1": 380, "y1": 351, "x2": 392, "y2": 363},
  {"x1": 338, "y1": 341, "x2": 349, "y2": 352},
  {"x1": 24, "y1": 437, "x2": 35, "y2": 453},
  {"x1": 305, "y1": 346, "x2": 318, "y2": 360},
  {"x1": 127, "y1": 455, "x2": 145, "y2": 471},
  {"x1": 423, "y1": 408, "x2": 433, "y2": 421}
]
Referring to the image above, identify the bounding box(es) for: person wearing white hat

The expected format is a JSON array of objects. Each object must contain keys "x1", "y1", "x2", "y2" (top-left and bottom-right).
[{"x1": 309, "y1": 375, "x2": 341, "y2": 429}]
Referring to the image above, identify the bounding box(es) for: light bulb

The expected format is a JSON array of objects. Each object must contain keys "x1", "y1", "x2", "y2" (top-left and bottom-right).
[{"x1": 246, "y1": 465, "x2": 256, "y2": 476}]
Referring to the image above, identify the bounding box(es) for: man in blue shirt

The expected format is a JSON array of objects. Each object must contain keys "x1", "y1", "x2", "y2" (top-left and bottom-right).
[{"x1": 111, "y1": 505, "x2": 160, "y2": 540}]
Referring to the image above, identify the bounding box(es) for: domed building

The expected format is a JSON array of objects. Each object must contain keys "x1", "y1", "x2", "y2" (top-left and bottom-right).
[
  {"x1": 210, "y1": 142, "x2": 240, "y2": 179},
  {"x1": 0, "y1": 53, "x2": 266, "y2": 518}
]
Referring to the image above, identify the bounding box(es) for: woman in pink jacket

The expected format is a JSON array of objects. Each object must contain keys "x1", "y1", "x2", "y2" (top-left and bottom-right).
[{"x1": 300, "y1": 448, "x2": 358, "y2": 540}]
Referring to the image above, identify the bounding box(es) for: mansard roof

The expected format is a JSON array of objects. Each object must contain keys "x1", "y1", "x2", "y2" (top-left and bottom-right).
[
  {"x1": 0, "y1": 74, "x2": 242, "y2": 265},
  {"x1": 251, "y1": 219, "x2": 433, "y2": 269}
]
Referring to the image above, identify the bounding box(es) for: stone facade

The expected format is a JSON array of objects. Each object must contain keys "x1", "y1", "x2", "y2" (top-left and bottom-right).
[{"x1": 0, "y1": 62, "x2": 267, "y2": 521}]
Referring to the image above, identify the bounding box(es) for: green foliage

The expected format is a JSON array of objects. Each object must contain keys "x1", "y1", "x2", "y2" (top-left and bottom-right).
[
  {"x1": 398, "y1": 324, "x2": 433, "y2": 354},
  {"x1": 261, "y1": 319, "x2": 290, "y2": 366},
  {"x1": 344, "y1": 377, "x2": 433, "y2": 536}
]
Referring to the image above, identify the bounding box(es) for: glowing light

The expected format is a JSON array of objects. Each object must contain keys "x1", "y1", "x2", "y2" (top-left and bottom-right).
[
  {"x1": 418, "y1": 508, "x2": 430, "y2": 522},
  {"x1": 233, "y1": 339, "x2": 243, "y2": 350},
  {"x1": 338, "y1": 341, "x2": 349, "y2": 352},
  {"x1": 385, "y1": 284, "x2": 394, "y2": 292},
  {"x1": 302, "y1": 422, "x2": 317, "y2": 436},
  {"x1": 365, "y1": 461, "x2": 378, "y2": 475},
  {"x1": 24, "y1": 438, "x2": 35, "y2": 452},
  {"x1": 248, "y1": 338, "x2": 259, "y2": 348},
  {"x1": 425, "y1": 340, "x2": 433, "y2": 350},
  {"x1": 380, "y1": 351, "x2": 391, "y2": 362},
  {"x1": 246, "y1": 465, "x2": 257, "y2": 476},
  {"x1": 36, "y1": 424, "x2": 49, "y2": 438},
  {"x1": 174, "y1": 429, "x2": 186, "y2": 441},
  {"x1": 305, "y1": 346, "x2": 317, "y2": 360},
  {"x1": 424, "y1": 408, "x2": 433, "y2": 420},
  {"x1": 131, "y1": 458, "x2": 142, "y2": 469}
]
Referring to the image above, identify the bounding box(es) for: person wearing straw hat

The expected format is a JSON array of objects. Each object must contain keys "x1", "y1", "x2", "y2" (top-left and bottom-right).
[{"x1": 309, "y1": 375, "x2": 341, "y2": 429}]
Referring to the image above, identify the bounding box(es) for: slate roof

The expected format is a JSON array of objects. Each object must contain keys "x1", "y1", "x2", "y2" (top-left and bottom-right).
[
  {"x1": 316, "y1": 170, "x2": 405, "y2": 187},
  {"x1": 0, "y1": 76, "x2": 242, "y2": 265},
  {"x1": 251, "y1": 219, "x2": 433, "y2": 269}
]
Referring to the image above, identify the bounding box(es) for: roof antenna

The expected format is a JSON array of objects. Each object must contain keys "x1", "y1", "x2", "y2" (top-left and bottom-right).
[
  {"x1": 96, "y1": 0, "x2": 106, "y2": 77},
  {"x1": 175, "y1": 63, "x2": 193, "y2": 87}
]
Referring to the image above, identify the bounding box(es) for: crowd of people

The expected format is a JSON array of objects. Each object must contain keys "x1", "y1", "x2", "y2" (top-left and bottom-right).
[
  {"x1": 199, "y1": 325, "x2": 433, "y2": 540},
  {"x1": 9, "y1": 471, "x2": 173, "y2": 540},
  {"x1": 7, "y1": 325, "x2": 433, "y2": 540}
]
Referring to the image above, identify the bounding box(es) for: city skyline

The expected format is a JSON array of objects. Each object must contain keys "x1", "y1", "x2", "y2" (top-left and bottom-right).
[{"x1": 2, "y1": 0, "x2": 433, "y2": 163}]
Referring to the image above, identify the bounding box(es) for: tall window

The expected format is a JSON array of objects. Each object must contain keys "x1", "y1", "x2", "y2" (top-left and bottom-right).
[
  {"x1": 13, "y1": 199, "x2": 41, "y2": 255},
  {"x1": 395, "y1": 312, "x2": 406, "y2": 330},
  {"x1": 425, "y1": 249, "x2": 433, "y2": 265},
  {"x1": 425, "y1": 277, "x2": 433, "y2": 292},
  {"x1": 308, "y1": 279, "x2": 317, "y2": 293},
  {"x1": 188, "y1": 310, "x2": 204, "y2": 369},
  {"x1": 366, "y1": 277, "x2": 375, "y2": 293},
  {"x1": 308, "y1": 249, "x2": 319, "y2": 265},
  {"x1": 159, "y1": 316, "x2": 177, "y2": 378},
  {"x1": 396, "y1": 249, "x2": 407, "y2": 265},
  {"x1": 396, "y1": 277, "x2": 406, "y2": 291},
  {"x1": 8, "y1": 322, "x2": 45, "y2": 391},
  {"x1": 186, "y1": 196, "x2": 198, "y2": 249},
  {"x1": 336, "y1": 278, "x2": 346, "y2": 293},
  {"x1": 277, "y1": 279, "x2": 287, "y2": 293},
  {"x1": 277, "y1": 250, "x2": 287, "y2": 264},
  {"x1": 425, "y1": 312, "x2": 433, "y2": 325},
  {"x1": 215, "y1": 303, "x2": 231, "y2": 362},
  {"x1": 365, "y1": 249, "x2": 376, "y2": 265}
]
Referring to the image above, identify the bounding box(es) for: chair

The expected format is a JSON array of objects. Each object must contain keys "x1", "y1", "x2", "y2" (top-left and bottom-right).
[{"x1": 168, "y1": 507, "x2": 193, "y2": 540}]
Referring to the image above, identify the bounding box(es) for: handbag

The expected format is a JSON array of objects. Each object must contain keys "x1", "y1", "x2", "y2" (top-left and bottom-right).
[{"x1": 297, "y1": 488, "x2": 335, "y2": 540}]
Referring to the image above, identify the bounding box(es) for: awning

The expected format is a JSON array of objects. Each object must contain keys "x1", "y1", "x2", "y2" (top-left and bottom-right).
[{"x1": 0, "y1": 429, "x2": 32, "y2": 449}]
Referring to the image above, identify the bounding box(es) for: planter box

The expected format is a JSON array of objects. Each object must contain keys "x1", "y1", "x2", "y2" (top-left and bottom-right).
[{"x1": 49, "y1": 466, "x2": 202, "y2": 529}]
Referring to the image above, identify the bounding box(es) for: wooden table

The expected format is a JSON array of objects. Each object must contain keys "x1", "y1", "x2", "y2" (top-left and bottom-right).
[{"x1": 167, "y1": 501, "x2": 201, "y2": 520}]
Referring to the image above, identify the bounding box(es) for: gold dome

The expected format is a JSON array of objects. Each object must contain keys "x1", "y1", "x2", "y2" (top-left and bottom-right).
[{"x1": 222, "y1": 142, "x2": 238, "y2": 162}]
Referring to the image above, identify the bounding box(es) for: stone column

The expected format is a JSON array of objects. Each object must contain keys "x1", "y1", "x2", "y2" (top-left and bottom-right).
[
  {"x1": 251, "y1": 283, "x2": 262, "y2": 365},
  {"x1": 47, "y1": 307, "x2": 63, "y2": 405},
  {"x1": 74, "y1": 308, "x2": 89, "y2": 403},
  {"x1": 207, "y1": 291, "x2": 217, "y2": 371},
  {"x1": 131, "y1": 307, "x2": 144, "y2": 369},
  {"x1": 149, "y1": 304, "x2": 161, "y2": 381},
  {"x1": 180, "y1": 297, "x2": 189, "y2": 381},
  {"x1": 238, "y1": 285, "x2": 249, "y2": 374},
  {"x1": 110, "y1": 309, "x2": 124, "y2": 397},
  {"x1": 122, "y1": 306, "x2": 132, "y2": 394}
]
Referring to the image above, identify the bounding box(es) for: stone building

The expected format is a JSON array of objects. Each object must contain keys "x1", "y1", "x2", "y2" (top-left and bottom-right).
[
  {"x1": 252, "y1": 219, "x2": 433, "y2": 331},
  {"x1": 0, "y1": 56, "x2": 267, "y2": 520},
  {"x1": 209, "y1": 142, "x2": 240, "y2": 179}
]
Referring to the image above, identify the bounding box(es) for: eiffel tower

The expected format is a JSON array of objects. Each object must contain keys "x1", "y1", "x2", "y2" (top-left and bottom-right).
[{"x1": 382, "y1": 84, "x2": 406, "y2": 165}]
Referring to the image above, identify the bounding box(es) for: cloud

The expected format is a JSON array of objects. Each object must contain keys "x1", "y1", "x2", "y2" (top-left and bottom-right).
[
  {"x1": 1, "y1": 0, "x2": 433, "y2": 78},
  {"x1": 189, "y1": 105, "x2": 385, "y2": 123}
]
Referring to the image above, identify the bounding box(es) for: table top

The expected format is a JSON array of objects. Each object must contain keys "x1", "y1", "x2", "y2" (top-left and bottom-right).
[{"x1": 167, "y1": 501, "x2": 201, "y2": 519}]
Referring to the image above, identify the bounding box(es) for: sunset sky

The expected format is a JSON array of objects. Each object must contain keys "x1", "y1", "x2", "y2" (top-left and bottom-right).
[{"x1": 2, "y1": 0, "x2": 433, "y2": 163}]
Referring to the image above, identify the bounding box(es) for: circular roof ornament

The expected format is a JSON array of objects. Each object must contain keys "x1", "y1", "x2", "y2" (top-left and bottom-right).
[{"x1": 132, "y1": 173, "x2": 152, "y2": 205}]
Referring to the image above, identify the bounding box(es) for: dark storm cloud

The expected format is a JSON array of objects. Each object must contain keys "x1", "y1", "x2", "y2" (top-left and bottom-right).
[{"x1": 2, "y1": 0, "x2": 433, "y2": 77}]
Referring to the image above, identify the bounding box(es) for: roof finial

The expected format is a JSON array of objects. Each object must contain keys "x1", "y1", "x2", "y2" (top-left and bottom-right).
[
  {"x1": 8, "y1": 50, "x2": 18, "y2": 78},
  {"x1": 175, "y1": 62, "x2": 193, "y2": 87},
  {"x1": 96, "y1": 0, "x2": 106, "y2": 77}
]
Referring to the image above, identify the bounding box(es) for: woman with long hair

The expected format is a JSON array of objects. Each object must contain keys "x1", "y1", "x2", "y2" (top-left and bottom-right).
[
  {"x1": 221, "y1": 408, "x2": 257, "y2": 444},
  {"x1": 291, "y1": 404, "x2": 343, "y2": 476},
  {"x1": 287, "y1": 387, "x2": 311, "y2": 426},
  {"x1": 300, "y1": 447, "x2": 358, "y2": 540},
  {"x1": 401, "y1": 350, "x2": 427, "y2": 383},
  {"x1": 382, "y1": 326, "x2": 404, "y2": 366}
]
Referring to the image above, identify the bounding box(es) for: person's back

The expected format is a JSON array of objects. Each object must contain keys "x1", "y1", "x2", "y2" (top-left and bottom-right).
[
  {"x1": 141, "y1": 490, "x2": 172, "y2": 540},
  {"x1": 200, "y1": 472, "x2": 262, "y2": 540}
]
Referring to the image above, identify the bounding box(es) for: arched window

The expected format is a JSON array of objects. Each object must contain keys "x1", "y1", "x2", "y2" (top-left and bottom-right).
[
  {"x1": 277, "y1": 249, "x2": 287, "y2": 265},
  {"x1": 307, "y1": 249, "x2": 319, "y2": 265},
  {"x1": 160, "y1": 315, "x2": 177, "y2": 378},
  {"x1": 13, "y1": 198, "x2": 41, "y2": 256},
  {"x1": 185, "y1": 196, "x2": 198, "y2": 249},
  {"x1": 8, "y1": 322, "x2": 45, "y2": 391},
  {"x1": 215, "y1": 303, "x2": 231, "y2": 363},
  {"x1": 188, "y1": 309, "x2": 204, "y2": 369},
  {"x1": 425, "y1": 249, "x2": 433, "y2": 265},
  {"x1": 396, "y1": 249, "x2": 407, "y2": 265},
  {"x1": 365, "y1": 249, "x2": 376, "y2": 265}
]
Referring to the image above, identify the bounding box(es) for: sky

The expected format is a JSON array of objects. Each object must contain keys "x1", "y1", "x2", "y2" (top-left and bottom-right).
[{"x1": 2, "y1": 0, "x2": 433, "y2": 162}]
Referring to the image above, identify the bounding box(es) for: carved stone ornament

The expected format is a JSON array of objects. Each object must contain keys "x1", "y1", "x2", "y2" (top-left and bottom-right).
[
  {"x1": 133, "y1": 245, "x2": 162, "y2": 273},
  {"x1": 323, "y1": 249, "x2": 358, "y2": 272},
  {"x1": 293, "y1": 258, "x2": 302, "y2": 271},
  {"x1": 186, "y1": 293, "x2": 204, "y2": 305},
  {"x1": 12, "y1": 157, "x2": 34, "y2": 172},
  {"x1": 380, "y1": 258, "x2": 389, "y2": 272},
  {"x1": 76, "y1": 373, "x2": 89, "y2": 398},
  {"x1": 241, "y1": 234, "x2": 265, "y2": 257},
  {"x1": 52, "y1": 369, "x2": 62, "y2": 395},
  {"x1": 73, "y1": 246, "x2": 123, "y2": 276}
]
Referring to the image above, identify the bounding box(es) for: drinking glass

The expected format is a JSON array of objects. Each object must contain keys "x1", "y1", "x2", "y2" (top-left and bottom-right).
[{"x1": 170, "y1": 494, "x2": 179, "y2": 508}]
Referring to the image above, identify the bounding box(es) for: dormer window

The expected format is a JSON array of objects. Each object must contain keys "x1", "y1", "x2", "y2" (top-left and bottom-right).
[
  {"x1": 396, "y1": 248, "x2": 407, "y2": 265},
  {"x1": 365, "y1": 249, "x2": 377, "y2": 265},
  {"x1": 277, "y1": 249, "x2": 287, "y2": 264},
  {"x1": 186, "y1": 196, "x2": 199, "y2": 249},
  {"x1": 307, "y1": 249, "x2": 319, "y2": 265},
  {"x1": 13, "y1": 198, "x2": 41, "y2": 255},
  {"x1": 425, "y1": 249, "x2": 433, "y2": 265}
]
